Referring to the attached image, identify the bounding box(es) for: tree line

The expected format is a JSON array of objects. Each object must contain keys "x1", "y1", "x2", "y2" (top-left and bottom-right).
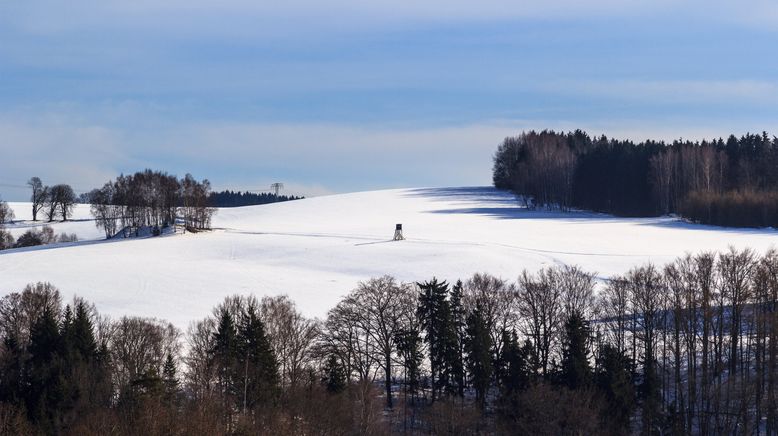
[
  {"x1": 88, "y1": 169, "x2": 216, "y2": 238},
  {"x1": 493, "y1": 130, "x2": 778, "y2": 227},
  {"x1": 209, "y1": 190, "x2": 303, "y2": 208},
  {"x1": 2, "y1": 248, "x2": 778, "y2": 434}
]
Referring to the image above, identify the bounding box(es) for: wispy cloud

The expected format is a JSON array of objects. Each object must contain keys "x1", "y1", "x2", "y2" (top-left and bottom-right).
[
  {"x1": 1, "y1": 1, "x2": 777, "y2": 200},
  {"x1": 544, "y1": 79, "x2": 778, "y2": 105}
]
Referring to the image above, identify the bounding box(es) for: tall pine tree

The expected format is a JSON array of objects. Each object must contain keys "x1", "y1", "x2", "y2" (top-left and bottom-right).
[
  {"x1": 496, "y1": 330, "x2": 532, "y2": 422},
  {"x1": 237, "y1": 303, "x2": 279, "y2": 411},
  {"x1": 596, "y1": 344, "x2": 635, "y2": 434},
  {"x1": 26, "y1": 307, "x2": 64, "y2": 434},
  {"x1": 322, "y1": 354, "x2": 347, "y2": 394},
  {"x1": 417, "y1": 278, "x2": 450, "y2": 401},
  {"x1": 559, "y1": 311, "x2": 591, "y2": 390},
  {"x1": 465, "y1": 303, "x2": 492, "y2": 411},
  {"x1": 447, "y1": 280, "x2": 466, "y2": 397},
  {"x1": 395, "y1": 328, "x2": 423, "y2": 404},
  {"x1": 213, "y1": 309, "x2": 239, "y2": 415}
]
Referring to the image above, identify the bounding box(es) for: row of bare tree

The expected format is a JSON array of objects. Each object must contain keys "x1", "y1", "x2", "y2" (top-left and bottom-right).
[
  {"x1": 316, "y1": 249, "x2": 778, "y2": 434},
  {"x1": 596, "y1": 248, "x2": 778, "y2": 434}
]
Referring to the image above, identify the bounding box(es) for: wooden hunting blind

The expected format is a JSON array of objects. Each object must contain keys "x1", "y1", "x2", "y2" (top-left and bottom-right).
[{"x1": 393, "y1": 223, "x2": 404, "y2": 241}]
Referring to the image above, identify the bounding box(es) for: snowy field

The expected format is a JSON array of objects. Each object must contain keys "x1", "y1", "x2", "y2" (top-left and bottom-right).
[
  {"x1": 4, "y1": 203, "x2": 105, "y2": 241},
  {"x1": 2, "y1": 187, "x2": 777, "y2": 330}
]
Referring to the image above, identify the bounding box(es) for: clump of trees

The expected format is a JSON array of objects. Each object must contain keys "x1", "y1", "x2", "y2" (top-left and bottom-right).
[
  {"x1": 25, "y1": 177, "x2": 77, "y2": 222},
  {"x1": 4, "y1": 248, "x2": 778, "y2": 433},
  {"x1": 493, "y1": 130, "x2": 778, "y2": 227},
  {"x1": 89, "y1": 170, "x2": 216, "y2": 238},
  {"x1": 12, "y1": 225, "x2": 78, "y2": 248},
  {"x1": 46, "y1": 184, "x2": 77, "y2": 222}
]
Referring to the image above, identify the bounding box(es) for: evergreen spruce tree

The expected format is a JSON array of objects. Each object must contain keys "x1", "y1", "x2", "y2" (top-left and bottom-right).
[
  {"x1": 92, "y1": 342, "x2": 113, "y2": 407},
  {"x1": 322, "y1": 354, "x2": 347, "y2": 394},
  {"x1": 465, "y1": 303, "x2": 492, "y2": 411},
  {"x1": 58, "y1": 301, "x2": 100, "y2": 425},
  {"x1": 163, "y1": 353, "x2": 180, "y2": 403},
  {"x1": 641, "y1": 356, "x2": 662, "y2": 434},
  {"x1": 213, "y1": 309, "x2": 239, "y2": 411},
  {"x1": 447, "y1": 280, "x2": 466, "y2": 397},
  {"x1": 417, "y1": 278, "x2": 450, "y2": 401},
  {"x1": 26, "y1": 307, "x2": 64, "y2": 433},
  {"x1": 560, "y1": 311, "x2": 591, "y2": 390},
  {"x1": 595, "y1": 344, "x2": 635, "y2": 434},
  {"x1": 395, "y1": 328, "x2": 423, "y2": 403},
  {"x1": 0, "y1": 334, "x2": 25, "y2": 406},
  {"x1": 237, "y1": 304, "x2": 279, "y2": 411},
  {"x1": 497, "y1": 330, "x2": 530, "y2": 394},
  {"x1": 129, "y1": 367, "x2": 163, "y2": 399},
  {"x1": 496, "y1": 330, "x2": 531, "y2": 421},
  {"x1": 71, "y1": 301, "x2": 97, "y2": 359},
  {"x1": 61, "y1": 305, "x2": 73, "y2": 343}
]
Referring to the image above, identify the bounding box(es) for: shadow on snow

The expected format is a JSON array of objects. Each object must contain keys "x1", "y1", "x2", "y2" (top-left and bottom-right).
[{"x1": 405, "y1": 186, "x2": 778, "y2": 236}]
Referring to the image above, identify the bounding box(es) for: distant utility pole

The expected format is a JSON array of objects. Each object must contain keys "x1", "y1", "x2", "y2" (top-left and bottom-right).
[{"x1": 270, "y1": 182, "x2": 284, "y2": 199}]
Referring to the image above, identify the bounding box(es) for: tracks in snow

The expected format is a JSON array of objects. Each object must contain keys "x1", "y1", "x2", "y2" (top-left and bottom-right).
[{"x1": 218, "y1": 227, "x2": 660, "y2": 259}]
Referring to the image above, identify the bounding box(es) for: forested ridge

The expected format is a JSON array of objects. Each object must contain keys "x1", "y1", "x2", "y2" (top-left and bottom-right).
[
  {"x1": 2, "y1": 248, "x2": 778, "y2": 434},
  {"x1": 208, "y1": 190, "x2": 303, "y2": 208},
  {"x1": 493, "y1": 130, "x2": 778, "y2": 227}
]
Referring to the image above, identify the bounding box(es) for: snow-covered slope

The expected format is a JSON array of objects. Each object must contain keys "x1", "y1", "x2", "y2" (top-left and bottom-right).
[{"x1": 2, "y1": 187, "x2": 777, "y2": 329}]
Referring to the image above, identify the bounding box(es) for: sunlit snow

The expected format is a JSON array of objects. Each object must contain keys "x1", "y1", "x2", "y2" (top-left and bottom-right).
[{"x1": 2, "y1": 187, "x2": 777, "y2": 329}]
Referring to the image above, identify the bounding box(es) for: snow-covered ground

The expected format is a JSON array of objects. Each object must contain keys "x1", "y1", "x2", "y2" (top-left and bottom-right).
[
  {"x1": 4, "y1": 203, "x2": 105, "y2": 241},
  {"x1": 1, "y1": 187, "x2": 777, "y2": 330}
]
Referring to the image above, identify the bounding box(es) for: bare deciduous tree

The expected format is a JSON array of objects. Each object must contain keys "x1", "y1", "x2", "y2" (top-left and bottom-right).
[
  {"x1": 0, "y1": 282, "x2": 62, "y2": 345},
  {"x1": 46, "y1": 184, "x2": 76, "y2": 222},
  {"x1": 464, "y1": 273, "x2": 516, "y2": 357},
  {"x1": 0, "y1": 197, "x2": 14, "y2": 225},
  {"x1": 597, "y1": 275, "x2": 630, "y2": 354},
  {"x1": 259, "y1": 295, "x2": 318, "y2": 388},
  {"x1": 517, "y1": 268, "x2": 564, "y2": 375},
  {"x1": 27, "y1": 177, "x2": 48, "y2": 222},
  {"x1": 109, "y1": 316, "x2": 181, "y2": 395}
]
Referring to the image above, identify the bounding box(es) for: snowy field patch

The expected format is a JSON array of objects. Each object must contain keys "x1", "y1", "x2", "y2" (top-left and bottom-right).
[{"x1": 2, "y1": 187, "x2": 777, "y2": 329}]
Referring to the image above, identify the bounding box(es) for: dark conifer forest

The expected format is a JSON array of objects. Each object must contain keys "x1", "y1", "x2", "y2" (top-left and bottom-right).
[
  {"x1": 208, "y1": 190, "x2": 303, "y2": 208},
  {"x1": 3, "y1": 249, "x2": 778, "y2": 434},
  {"x1": 493, "y1": 130, "x2": 778, "y2": 227}
]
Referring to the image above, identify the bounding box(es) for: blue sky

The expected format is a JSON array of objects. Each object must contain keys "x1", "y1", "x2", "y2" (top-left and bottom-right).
[{"x1": 1, "y1": 1, "x2": 777, "y2": 200}]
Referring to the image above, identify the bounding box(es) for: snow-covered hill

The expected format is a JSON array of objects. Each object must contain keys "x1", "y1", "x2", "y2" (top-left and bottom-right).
[{"x1": 2, "y1": 187, "x2": 777, "y2": 329}]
